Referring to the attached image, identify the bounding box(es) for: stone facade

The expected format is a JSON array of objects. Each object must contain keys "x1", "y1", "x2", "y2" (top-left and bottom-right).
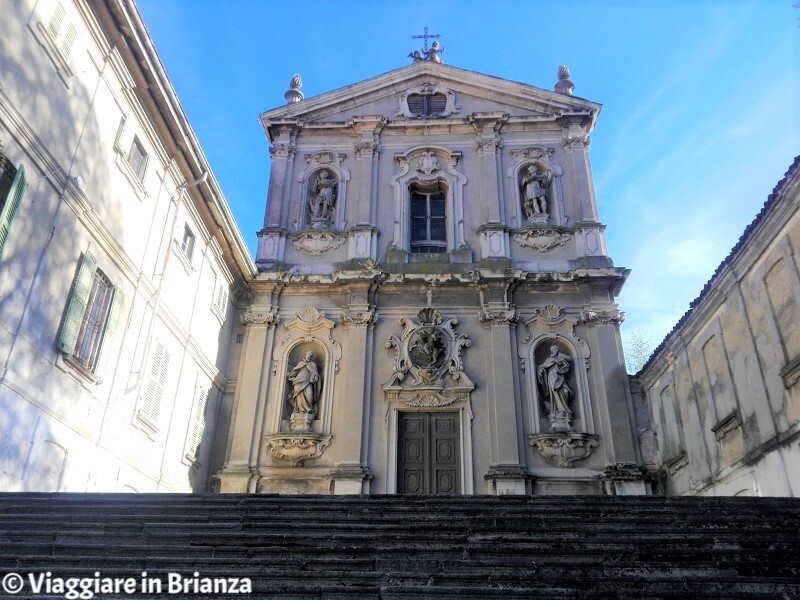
[
  {"x1": 0, "y1": 0, "x2": 253, "y2": 492},
  {"x1": 216, "y1": 62, "x2": 647, "y2": 495},
  {"x1": 635, "y1": 157, "x2": 800, "y2": 497}
]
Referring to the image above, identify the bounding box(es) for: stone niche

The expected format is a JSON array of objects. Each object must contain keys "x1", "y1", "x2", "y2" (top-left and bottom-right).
[
  {"x1": 261, "y1": 308, "x2": 341, "y2": 490},
  {"x1": 519, "y1": 305, "x2": 599, "y2": 469}
]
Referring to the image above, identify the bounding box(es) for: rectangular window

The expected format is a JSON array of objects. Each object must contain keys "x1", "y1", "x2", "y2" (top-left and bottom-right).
[
  {"x1": 0, "y1": 153, "x2": 28, "y2": 261},
  {"x1": 57, "y1": 253, "x2": 125, "y2": 375},
  {"x1": 127, "y1": 136, "x2": 148, "y2": 182},
  {"x1": 181, "y1": 225, "x2": 195, "y2": 260},
  {"x1": 410, "y1": 188, "x2": 447, "y2": 254}
]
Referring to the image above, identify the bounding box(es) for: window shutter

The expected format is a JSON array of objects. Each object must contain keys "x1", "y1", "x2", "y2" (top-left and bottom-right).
[
  {"x1": 59, "y1": 24, "x2": 76, "y2": 60},
  {"x1": 103, "y1": 288, "x2": 125, "y2": 339},
  {"x1": 0, "y1": 164, "x2": 27, "y2": 260},
  {"x1": 142, "y1": 342, "x2": 170, "y2": 423},
  {"x1": 428, "y1": 93, "x2": 447, "y2": 114},
  {"x1": 187, "y1": 387, "x2": 208, "y2": 459},
  {"x1": 48, "y1": 3, "x2": 65, "y2": 39},
  {"x1": 113, "y1": 116, "x2": 126, "y2": 153},
  {"x1": 57, "y1": 252, "x2": 96, "y2": 354}
]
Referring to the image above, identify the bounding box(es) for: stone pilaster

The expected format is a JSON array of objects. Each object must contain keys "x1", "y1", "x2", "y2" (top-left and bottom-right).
[
  {"x1": 215, "y1": 310, "x2": 279, "y2": 493},
  {"x1": 349, "y1": 116, "x2": 387, "y2": 226},
  {"x1": 479, "y1": 302, "x2": 527, "y2": 494},
  {"x1": 331, "y1": 301, "x2": 377, "y2": 494}
]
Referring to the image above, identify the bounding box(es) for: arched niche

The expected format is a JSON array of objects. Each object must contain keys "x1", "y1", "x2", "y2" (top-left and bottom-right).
[
  {"x1": 507, "y1": 146, "x2": 565, "y2": 227},
  {"x1": 518, "y1": 305, "x2": 594, "y2": 436},
  {"x1": 268, "y1": 308, "x2": 342, "y2": 436},
  {"x1": 389, "y1": 146, "x2": 468, "y2": 259},
  {"x1": 294, "y1": 152, "x2": 350, "y2": 231}
]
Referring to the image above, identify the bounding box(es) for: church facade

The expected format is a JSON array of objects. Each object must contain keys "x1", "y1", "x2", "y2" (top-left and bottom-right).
[
  {"x1": 215, "y1": 60, "x2": 649, "y2": 496},
  {"x1": 2, "y1": 0, "x2": 797, "y2": 498}
]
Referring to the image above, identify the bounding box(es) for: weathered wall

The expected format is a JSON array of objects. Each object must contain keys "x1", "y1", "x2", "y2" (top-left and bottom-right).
[{"x1": 637, "y1": 157, "x2": 800, "y2": 497}]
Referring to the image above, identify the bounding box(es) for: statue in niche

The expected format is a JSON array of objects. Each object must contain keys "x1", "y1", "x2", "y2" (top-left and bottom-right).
[
  {"x1": 309, "y1": 169, "x2": 337, "y2": 228},
  {"x1": 537, "y1": 345, "x2": 574, "y2": 432},
  {"x1": 520, "y1": 164, "x2": 552, "y2": 223},
  {"x1": 287, "y1": 351, "x2": 320, "y2": 416}
]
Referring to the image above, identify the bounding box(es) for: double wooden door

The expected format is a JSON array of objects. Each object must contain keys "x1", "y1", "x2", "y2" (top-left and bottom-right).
[{"x1": 397, "y1": 412, "x2": 460, "y2": 494}]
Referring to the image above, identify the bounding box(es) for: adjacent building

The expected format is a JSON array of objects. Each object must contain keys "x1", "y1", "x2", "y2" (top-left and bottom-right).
[
  {"x1": 0, "y1": 0, "x2": 254, "y2": 492},
  {"x1": 634, "y1": 157, "x2": 800, "y2": 497}
]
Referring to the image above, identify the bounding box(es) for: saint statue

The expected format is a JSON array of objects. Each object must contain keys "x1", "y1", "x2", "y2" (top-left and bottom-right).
[
  {"x1": 309, "y1": 170, "x2": 336, "y2": 227},
  {"x1": 521, "y1": 164, "x2": 551, "y2": 221},
  {"x1": 537, "y1": 345, "x2": 573, "y2": 428},
  {"x1": 287, "y1": 351, "x2": 320, "y2": 416}
]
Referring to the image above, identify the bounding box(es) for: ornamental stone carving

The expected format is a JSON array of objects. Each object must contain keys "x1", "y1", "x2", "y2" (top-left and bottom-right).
[
  {"x1": 520, "y1": 164, "x2": 552, "y2": 223},
  {"x1": 240, "y1": 311, "x2": 278, "y2": 326},
  {"x1": 416, "y1": 151, "x2": 441, "y2": 175},
  {"x1": 265, "y1": 434, "x2": 331, "y2": 467},
  {"x1": 512, "y1": 228, "x2": 571, "y2": 252},
  {"x1": 479, "y1": 308, "x2": 518, "y2": 326},
  {"x1": 529, "y1": 432, "x2": 599, "y2": 468},
  {"x1": 340, "y1": 309, "x2": 377, "y2": 328},
  {"x1": 581, "y1": 308, "x2": 625, "y2": 325},
  {"x1": 383, "y1": 308, "x2": 474, "y2": 408},
  {"x1": 289, "y1": 232, "x2": 346, "y2": 256}
]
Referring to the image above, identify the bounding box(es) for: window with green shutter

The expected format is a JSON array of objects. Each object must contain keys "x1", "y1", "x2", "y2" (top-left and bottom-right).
[
  {"x1": 57, "y1": 253, "x2": 125, "y2": 375},
  {"x1": 0, "y1": 155, "x2": 28, "y2": 260}
]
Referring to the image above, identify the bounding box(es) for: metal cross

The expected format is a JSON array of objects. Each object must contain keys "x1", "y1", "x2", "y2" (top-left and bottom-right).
[{"x1": 411, "y1": 27, "x2": 440, "y2": 52}]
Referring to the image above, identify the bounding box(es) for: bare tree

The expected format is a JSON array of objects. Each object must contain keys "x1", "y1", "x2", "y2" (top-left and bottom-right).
[{"x1": 625, "y1": 329, "x2": 654, "y2": 374}]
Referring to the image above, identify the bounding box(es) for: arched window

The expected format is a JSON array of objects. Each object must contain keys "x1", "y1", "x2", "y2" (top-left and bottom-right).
[{"x1": 410, "y1": 181, "x2": 447, "y2": 253}]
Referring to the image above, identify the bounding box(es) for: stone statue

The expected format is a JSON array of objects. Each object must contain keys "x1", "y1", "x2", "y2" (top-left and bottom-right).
[
  {"x1": 287, "y1": 351, "x2": 320, "y2": 416},
  {"x1": 521, "y1": 164, "x2": 551, "y2": 221},
  {"x1": 309, "y1": 169, "x2": 336, "y2": 228},
  {"x1": 537, "y1": 345, "x2": 573, "y2": 432},
  {"x1": 408, "y1": 50, "x2": 424, "y2": 62},
  {"x1": 424, "y1": 41, "x2": 444, "y2": 63}
]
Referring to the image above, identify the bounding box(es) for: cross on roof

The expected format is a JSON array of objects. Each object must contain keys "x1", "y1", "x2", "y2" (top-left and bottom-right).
[{"x1": 411, "y1": 27, "x2": 440, "y2": 52}]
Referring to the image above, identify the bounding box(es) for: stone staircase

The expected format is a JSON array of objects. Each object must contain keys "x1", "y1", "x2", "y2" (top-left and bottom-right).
[{"x1": 0, "y1": 494, "x2": 798, "y2": 599}]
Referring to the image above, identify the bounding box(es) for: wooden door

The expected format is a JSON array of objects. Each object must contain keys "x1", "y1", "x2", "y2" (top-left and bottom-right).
[{"x1": 397, "y1": 412, "x2": 460, "y2": 494}]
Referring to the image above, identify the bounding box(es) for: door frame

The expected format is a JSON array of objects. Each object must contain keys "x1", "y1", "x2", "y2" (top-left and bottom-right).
[{"x1": 385, "y1": 401, "x2": 474, "y2": 494}]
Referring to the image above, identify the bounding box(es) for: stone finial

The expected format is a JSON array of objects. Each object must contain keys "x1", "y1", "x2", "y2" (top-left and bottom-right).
[
  {"x1": 284, "y1": 74, "x2": 304, "y2": 104},
  {"x1": 555, "y1": 65, "x2": 575, "y2": 96}
]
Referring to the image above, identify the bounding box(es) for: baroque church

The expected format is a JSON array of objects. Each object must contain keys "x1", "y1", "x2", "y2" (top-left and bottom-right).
[{"x1": 1, "y1": 0, "x2": 798, "y2": 499}]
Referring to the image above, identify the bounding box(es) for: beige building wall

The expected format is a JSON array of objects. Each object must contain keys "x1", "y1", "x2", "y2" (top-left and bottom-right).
[
  {"x1": 0, "y1": 0, "x2": 253, "y2": 492},
  {"x1": 636, "y1": 157, "x2": 800, "y2": 497}
]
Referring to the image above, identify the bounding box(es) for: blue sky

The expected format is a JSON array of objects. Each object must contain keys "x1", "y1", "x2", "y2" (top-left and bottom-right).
[{"x1": 136, "y1": 0, "x2": 798, "y2": 355}]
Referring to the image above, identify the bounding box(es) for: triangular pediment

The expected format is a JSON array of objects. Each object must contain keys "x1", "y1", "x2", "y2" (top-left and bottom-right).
[{"x1": 260, "y1": 62, "x2": 600, "y2": 136}]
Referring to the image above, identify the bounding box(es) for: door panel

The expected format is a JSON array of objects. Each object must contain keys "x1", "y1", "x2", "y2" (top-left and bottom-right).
[{"x1": 398, "y1": 412, "x2": 460, "y2": 494}]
